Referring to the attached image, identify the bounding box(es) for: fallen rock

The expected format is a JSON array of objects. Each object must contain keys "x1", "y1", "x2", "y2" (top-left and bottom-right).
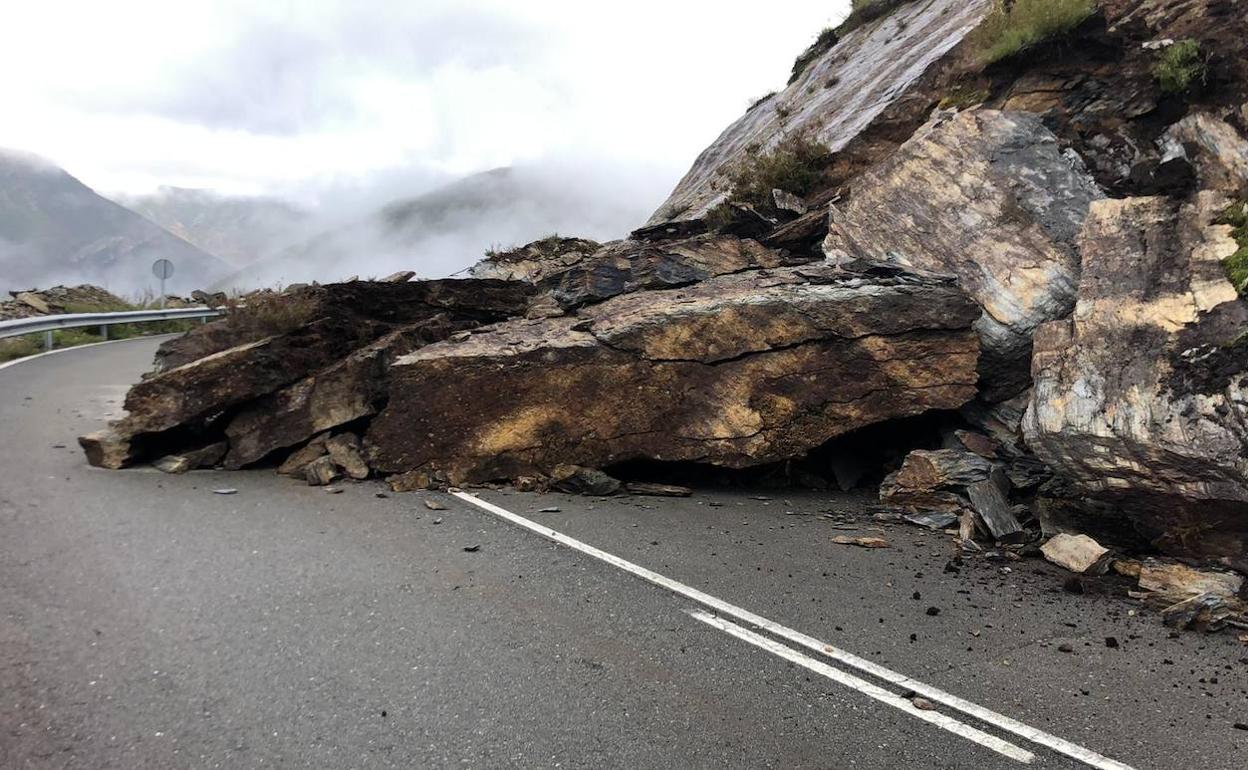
[
  {"x1": 78, "y1": 427, "x2": 135, "y2": 470},
  {"x1": 1137, "y1": 560, "x2": 1243, "y2": 604},
  {"x1": 277, "y1": 433, "x2": 329, "y2": 477},
  {"x1": 831, "y1": 535, "x2": 889, "y2": 549},
  {"x1": 152, "y1": 441, "x2": 227, "y2": 474},
  {"x1": 368, "y1": 263, "x2": 980, "y2": 487},
  {"x1": 423, "y1": 498, "x2": 448, "y2": 511},
  {"x1": 824, "y1": 110, "x2": 1105, "y2": 400},
  {"x1": 881, "y1": 448, "x2": 1023, "y2": 540},
  {"x1": 1040, "y1": 533, "x2": 1112, "y2": 575},
  {"x1": 83, "y1": 278, "x2": 533, "y2": 469},
  {"x1": 381, "y1": 270, "x2": 416, "y2": 283},
  {"x1": 550, "y1": 465, "x2": 622, "y2": 496},
  {"x1": 624, "y1": 482, "x2": 693, "y2": 498},
  {"x1": 304, "y1": 456, "x2": 341, "y2": 486},
  {"x1": 1023, "y1": 193, "x2": 1248, "y2": 565},
  {"x1": 325, "y1": 433, "x2": 369, "y2": 480}
]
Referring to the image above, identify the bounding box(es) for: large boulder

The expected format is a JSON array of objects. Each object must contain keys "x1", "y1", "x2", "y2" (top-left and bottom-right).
[
  {"x1": 81, "y1": 278, "x2": 535, "y2": 468},
  {"x1": 1023, "y1": 193, "x2": 1248, "y2": 567},
  {"x1": 366, "y1": 263, "x2": 981, "y2": 487},
  {"x1": 824, "y1": 110, "x2": 1105, "y2": 401}
]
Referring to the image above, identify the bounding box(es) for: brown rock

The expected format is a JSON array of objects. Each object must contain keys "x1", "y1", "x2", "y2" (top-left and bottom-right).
[
  {"x1": 624, "y1": 482, "x2": 693, "y2": 498},
  {"x1": 77, "y1": 428, "x2": 135, "y2": 470},
  {"x1": 367, "y1": 264, "x2": 980, "y2": 485},
  {"x1": 152, "y1": 441, "x2": 227, "y2": 474},
  {"x1": 326, "y1": 433, "x2": 369, "y2": 480},
  {"x1": 1040, "y1": 533, "x2": 1112, "y2": 575},
  {"x1": 277, "y1": 434, "x2": 329, "y2": 477},
  {"x1": 831, "y1": 535, "x2": 889, "y2": 549},
  {"x1": 304, "y1": 456, "x2": 341, "y2": 486}
]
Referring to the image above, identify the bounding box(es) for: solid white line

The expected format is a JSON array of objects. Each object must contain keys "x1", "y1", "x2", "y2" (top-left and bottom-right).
[
  {"x1": 687, "y1": 610, "x2": 1035, "y2": 764},
  {"x1": 0, "y1": 334, "x2": 178, "y2": 372},
  {"x1": 451, "y1": 490, "x2": 1137, "y2": 770}
]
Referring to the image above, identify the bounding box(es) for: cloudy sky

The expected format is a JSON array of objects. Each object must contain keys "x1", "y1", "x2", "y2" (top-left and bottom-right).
[{"x1": 0, "y1": 0, "x2": 850, "y2": 208}]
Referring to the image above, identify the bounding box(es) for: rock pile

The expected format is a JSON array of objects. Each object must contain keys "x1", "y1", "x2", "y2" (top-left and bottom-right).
[{"x1": 80, "y1": 0, "x2": 1248, "y2": 582}]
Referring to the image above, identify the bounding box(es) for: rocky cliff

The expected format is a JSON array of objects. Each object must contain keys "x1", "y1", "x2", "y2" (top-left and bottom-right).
[{"x1": 80, "y1": 0, "x2": 1248, "y2": 576}]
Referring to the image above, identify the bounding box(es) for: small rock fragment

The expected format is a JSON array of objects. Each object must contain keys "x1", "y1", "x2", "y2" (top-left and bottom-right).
[
  {"x1": 424, "y1": 498, "x2": 448, "y2": 511},
  {"x1": 326, "y1": 432, "x2": 370, "y2": 480},
  {"x1": 1105, "y1": 637, "x2": 1119, "y2": 649},
  {"x1": 212, "y1": 488, "x2": 238, "y2": 495},
  {"x1": 1041, "y1": 533, "x2": 1111, "y2": 575},
  {"x1": 830, "y1": 535, "x2": 889, "y2": 549},
  {"x1": 625, "y1": 481, "x2": 693, "y2": 497},
  {"x1": 538, "y1": 507, "x2": 561, "y2": 513},
  {"x1": 463, "y1": 545, "x2": 481, "y2": 553},
  {"x1": 925, "y1": 607, "x2": 941, "y2": 617},
  {"x1": 1057, "y1": 643, "x2": 1074, "y2": 653},
  {"x1": 304, "y1": 456, "x2": 341, "y2": 486},
  {"x1": 911, "y1": 697, "x2": 937, "y2": 711},
  {"x1": 278, "y1": 434, "x2": 330, "y2": 477},
  {"x1": 551, "y1": 464, "x2": 622, "y2": 496}
]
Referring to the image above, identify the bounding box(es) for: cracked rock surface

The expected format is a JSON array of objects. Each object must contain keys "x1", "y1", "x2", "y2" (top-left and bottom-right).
[{"x1": 366, "y1": 263, "x2": 981, "y2": 487}]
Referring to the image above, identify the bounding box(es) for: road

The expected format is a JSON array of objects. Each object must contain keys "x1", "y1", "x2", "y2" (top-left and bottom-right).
[{"x1": 1, "y1": 336, "x2": 1245, "y2": 769}]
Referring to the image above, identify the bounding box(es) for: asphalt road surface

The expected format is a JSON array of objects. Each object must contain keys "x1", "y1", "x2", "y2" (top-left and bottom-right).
[{"x1": 2, "y1": 336, "x2": 1246, "y2": 769}]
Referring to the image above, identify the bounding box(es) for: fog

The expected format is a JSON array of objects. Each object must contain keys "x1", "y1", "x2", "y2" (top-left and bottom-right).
[{"x1": 0, "y1": 1, "x2": 852, "y2": 291}]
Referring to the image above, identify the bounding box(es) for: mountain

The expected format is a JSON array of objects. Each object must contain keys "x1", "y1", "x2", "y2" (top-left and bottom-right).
[
  {"x1": 0, "y1": 150, "x2": 231, "y2": 296},
  {"x1": 119, "y1": 187, "x2": 309, "y2": 268},
  {"x1": 221, "y1": 166, "x2": 652, "y2": 289}
]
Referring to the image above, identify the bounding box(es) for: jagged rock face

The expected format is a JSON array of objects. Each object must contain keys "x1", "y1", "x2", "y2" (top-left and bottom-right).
[
  {"x1": 466, "y1": 233, "x2": 812, "y2": 311},
  {"x1": 366, "y1": 264, "x2": 981, "y2": 487},
  {"x1": 1023, "y1": 193, "x2": 1248, "y2": 566},
  {"x1": 221, "y1": 321, "x2": 454, "y2": 468},
  {"x1": 824, "y1": 110, "x2": 1105, "y2": 401},
  {"x1": 468, "y1": 237, "x2": 602, "y2": 283},
  {"x1": 83, "y1": 279, "x2": 534, "y2": 468},
  {"x1": 648, "y1": 0, "x2": 992, "y2": 224},
  {"x1": 546, "y1": 234, "x2": 810, "y2": 309}
]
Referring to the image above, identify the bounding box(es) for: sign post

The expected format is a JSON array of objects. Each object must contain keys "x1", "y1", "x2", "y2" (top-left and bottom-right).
[{"x1": 151, "y1": 259, "x2": 175, "y2": 309}]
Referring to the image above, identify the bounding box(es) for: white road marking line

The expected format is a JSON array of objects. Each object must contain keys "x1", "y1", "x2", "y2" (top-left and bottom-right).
[
  {"x1": 0, "y1": 334, "x2": 178, "y2": 372},
  {"x1": 452, "y1": 490, "x2": 1137, "y2": 770},
  {"x1": 688, "y1": 610, "x2": 1035, "y2": 764}
]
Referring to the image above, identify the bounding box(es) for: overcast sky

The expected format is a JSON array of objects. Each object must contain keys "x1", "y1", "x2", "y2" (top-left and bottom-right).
[{"x1": 0, "y1": 0, "x2": 850, "y2": 207}]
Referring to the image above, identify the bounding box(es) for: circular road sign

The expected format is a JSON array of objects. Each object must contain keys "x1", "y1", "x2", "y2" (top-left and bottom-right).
[{"x1": 152, "y1": 259, "x2": 175, "y2": 280}]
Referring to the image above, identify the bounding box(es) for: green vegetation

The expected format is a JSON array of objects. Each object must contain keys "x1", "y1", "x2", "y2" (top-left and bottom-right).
[
  {"x1": 219, "y1": 290, "x2": 321, "y2": 341},
  {"x1": 1153, "y1": 39, "x2": 1207, "y2": 94},
  {"x1": 938, "y1": 84, "x2": 990, "y2": 109},
  {"x1": 1216, "y1": 199, "x2": 1248, "y2": 294},
  {"x1": 0, "y1": 320, "x2": 201, "y2": 364},
  {"x1": 704, "y1": 135, "x2": 833, "y2": 231},
  {"x1": 971, "y1": 0, "x2": 1096, "y2": 65},
  {"x1": 725, "y1": 135, "x2": 832, "y2": 210}
]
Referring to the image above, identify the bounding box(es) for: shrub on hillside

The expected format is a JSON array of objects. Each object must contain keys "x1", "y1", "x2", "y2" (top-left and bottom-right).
[
  {"x1": 972, "y1": 0, "x2": 1096, "y2": 65},
  {"x1": 724, "y1": 135, "x2": 832, "y2": 212},
  {"x1": 1153, "y1": 39, "x2": 1207, "y2": 94}
]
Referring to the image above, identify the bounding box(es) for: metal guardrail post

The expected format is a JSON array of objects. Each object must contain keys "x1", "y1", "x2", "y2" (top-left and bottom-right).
[{"x1": 44, "y1": 331, "x2": 54, "y2": 351}]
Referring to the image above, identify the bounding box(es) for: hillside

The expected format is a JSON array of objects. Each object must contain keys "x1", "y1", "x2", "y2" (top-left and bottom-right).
[
  {"x1": 120, "y1": 187, "x2": 308, "y2": 269},
  {"x1": 0, "y1": 150, "x2": 231, "y2": 295},
  {"x1": 221, "y1": 166, "x2": 651, "y2": 289}
]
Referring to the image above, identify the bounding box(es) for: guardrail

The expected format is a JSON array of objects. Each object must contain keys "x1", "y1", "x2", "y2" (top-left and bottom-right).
[{"x1": 0, "y1": 307, "x2": 223, "y2": 349}]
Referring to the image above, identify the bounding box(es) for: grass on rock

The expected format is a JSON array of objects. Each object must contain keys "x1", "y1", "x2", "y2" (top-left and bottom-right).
[{"x1": 972, "y1": 0, "x2": 1096, "y2": 65}]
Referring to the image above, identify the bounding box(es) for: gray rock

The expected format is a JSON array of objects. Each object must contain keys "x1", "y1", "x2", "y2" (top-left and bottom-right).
[
  {"x1": 824, "y1": 110, "x2": 1105, "y2": 400},
  {"x1": 1024, "y1": 193, "x2": 1248, "y2": 565}
]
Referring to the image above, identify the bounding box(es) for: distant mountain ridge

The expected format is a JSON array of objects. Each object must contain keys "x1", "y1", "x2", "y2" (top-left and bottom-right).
[
  {"x1": 120, "y1": 187, "x2": 309, "y2": 268},
  {"x1": 221, "y1": 166, "x2": 651, "y2": 289},
  {"x1": 0, "y1": 150, "x2": 231, "y2": 295}
]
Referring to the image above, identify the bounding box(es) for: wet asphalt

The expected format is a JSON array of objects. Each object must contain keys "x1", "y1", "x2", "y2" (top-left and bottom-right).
[{"x1": 1, "y1": 336, "x2": 1246, "y2": 769}]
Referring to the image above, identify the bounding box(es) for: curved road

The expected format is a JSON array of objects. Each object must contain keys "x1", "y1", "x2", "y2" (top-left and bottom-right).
[{"x1": 1, "y1": 337, "x2": 1246, "y2": 768}]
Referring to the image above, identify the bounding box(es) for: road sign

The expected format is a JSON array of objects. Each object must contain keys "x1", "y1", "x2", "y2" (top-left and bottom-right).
[
  {"x1": 152, "y1": 259, "x2": 175, "y2": 280},
  {"x1": 152, "y1": 259, "x2": 174, "y2": 308}
]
